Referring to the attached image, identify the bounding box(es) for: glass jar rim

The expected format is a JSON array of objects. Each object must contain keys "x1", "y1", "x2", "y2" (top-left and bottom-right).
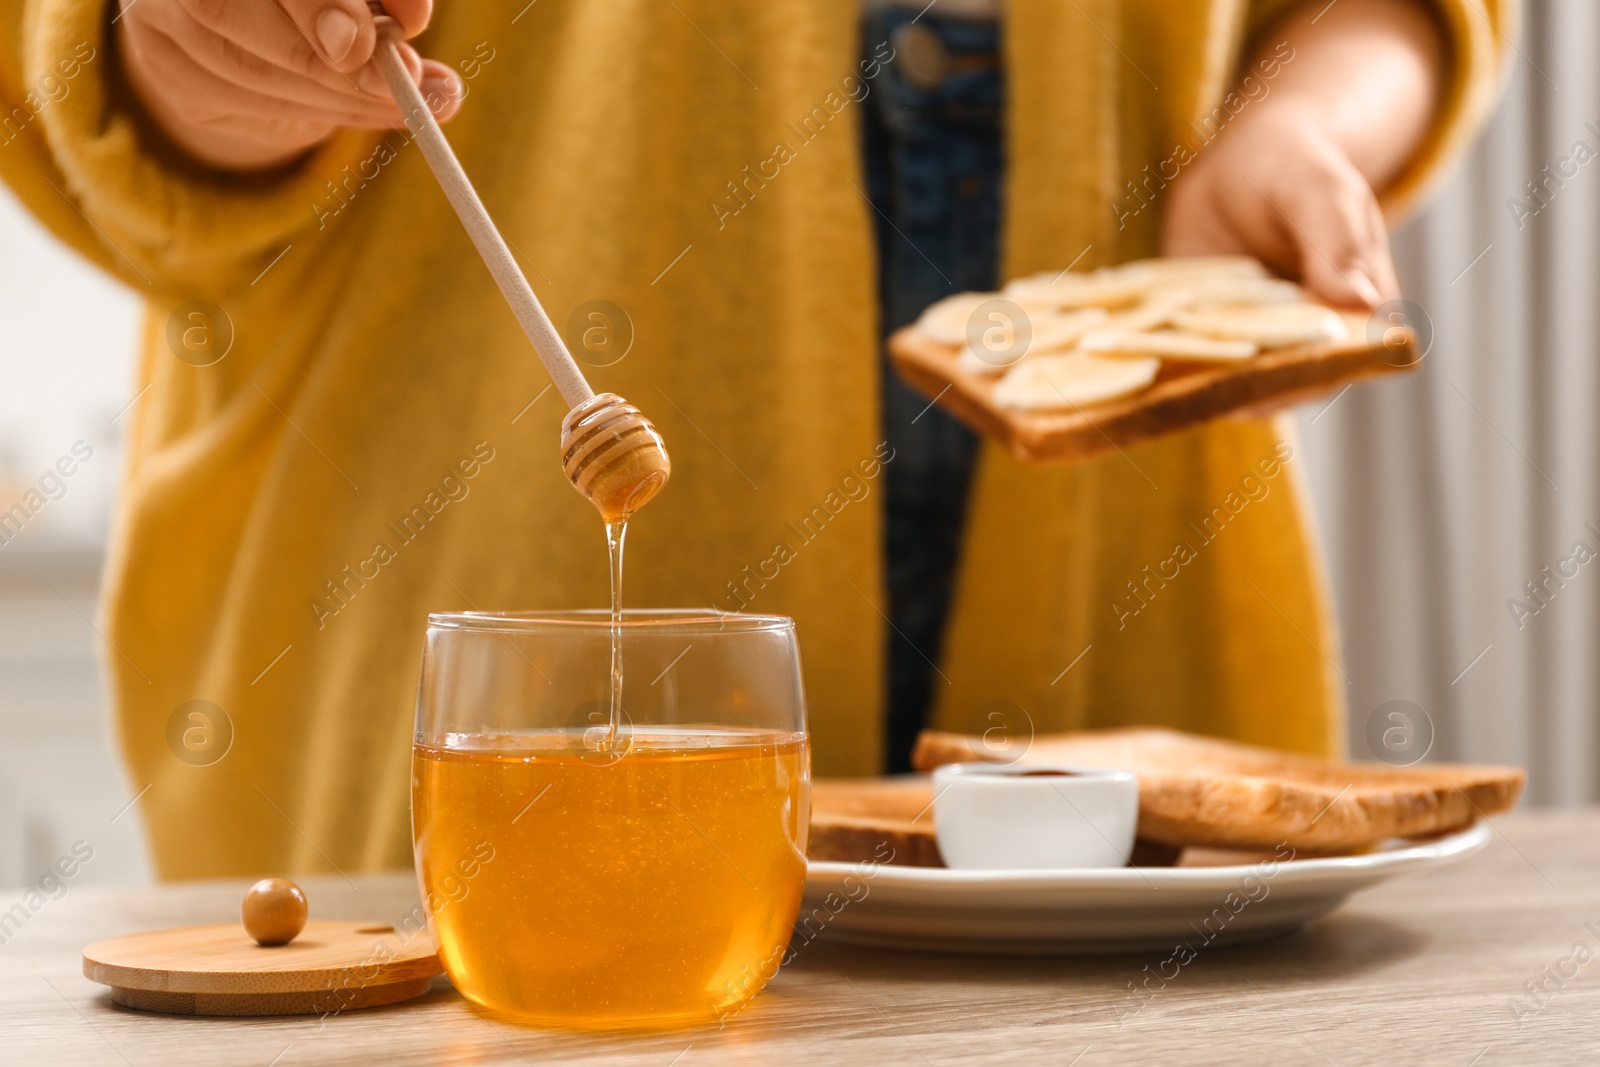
[{"x1": 426, "y1": 608, "x2": 795, "y2": 635}]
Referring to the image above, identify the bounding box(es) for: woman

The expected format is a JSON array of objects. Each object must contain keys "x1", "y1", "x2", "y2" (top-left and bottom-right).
[{"x1": 0, "y1": 0, "x2": 1509, "y2": 876}]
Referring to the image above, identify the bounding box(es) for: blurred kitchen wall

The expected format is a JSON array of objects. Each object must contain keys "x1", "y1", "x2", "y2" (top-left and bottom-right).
[
  {"x1": 0, "y1": 0, "x2": 1591, "y2": 889},
  {"x1": 0, "y1": 181, "x2": 150, "y2": 890},
  {"x1": 1300, "y1": 0, "x2": 1598, "y2": 805}
]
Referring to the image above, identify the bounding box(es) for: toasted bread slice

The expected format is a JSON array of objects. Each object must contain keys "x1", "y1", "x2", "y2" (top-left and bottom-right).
[
  {"x1": 910, "y1": 727, "x2": 1524, "y2": 853},
  {"x1": 889, "y1": 310, "x2": 1415, "y2": 465},
  {"x1": 810, "y1": 778, "x2": 944, "y2": 867}
]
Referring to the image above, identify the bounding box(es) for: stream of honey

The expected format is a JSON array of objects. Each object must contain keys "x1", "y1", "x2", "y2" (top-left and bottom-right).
[
  {"x1": 603, "y1": 519, "x2": 626, "y2": 749},
  {"x1": 412, "y1": 732, "x2": 809, "y2": 1026}
]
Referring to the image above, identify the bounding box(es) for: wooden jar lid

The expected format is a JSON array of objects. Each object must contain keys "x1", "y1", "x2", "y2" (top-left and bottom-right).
[{"x1": 83, "y1": 920, "x2": 443, "y2": 1016}]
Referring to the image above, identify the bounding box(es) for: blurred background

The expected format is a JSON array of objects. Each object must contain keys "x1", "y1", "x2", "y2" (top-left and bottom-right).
[{"x1": 0, "y1": 1, "x2": 1593, "y2": 888}]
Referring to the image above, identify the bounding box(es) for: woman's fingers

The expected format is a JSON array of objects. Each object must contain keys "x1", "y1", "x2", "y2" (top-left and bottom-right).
[
  {"x1": 143, "y1": 11, "x2": 395, "y2": 117},
  {"x1": 1364, "y1": 199, "x2": 1403, "y2": 302},
  {"x1": 128, "y1": 28, "x2": 405, "y2": 132},
  {"x1": 178, "y1": 0, "x2": 360, "y2": 82},
  {"x1": 119, "y1": 0, "x2": 454, "y2": 170},
  {"x1": 416, "y1": 59, "x2": 465, "y2": 123},
  {"x1": 173, "y1": 0, "x2": 424, "y2": 96},
  {"x1": 272, "y1": 0, "x2": 380, "y2": 73},
  {"x1": 1160, "y1": 100, "x2": 1406, "y2": 311},
  {"x1": 371, "y1": 0, "x2": 435, "y2": 40},
  {"x1": 1283, "y1": 170, "x2": 1388, "y2": 309},
  {"x1": 271, "y1": 0, "x2": 437, "y2": 71}
]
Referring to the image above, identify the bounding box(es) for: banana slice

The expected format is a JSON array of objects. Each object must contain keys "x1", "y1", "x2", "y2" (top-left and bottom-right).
[
  {"x1": 1078, "y1": 329, "x2": 1258, "y2": 362},
  {"x1": 956, "y1": 308, "x2": 1110, "y2": 375},
  {"x1": 1172, "y1": 304, "x2": 1350, "y2": 348},
  {"x1": 1028, "y1": 307, "x2": 1111, "y2": 352},
  {"x1": 1099, "y1": 291, "x2": 1192, "y2": 333},
  {"x1": 1049, "y1": 275, "x2": 1153, "y2": 309},
  {"x1": 1149, "y1": 276, "x2": 1304, "y2": 308},
  {"x1": 1008, "y1": 260, "x2": 1282, "y2": 311},
  {"x1": 993, "y1": 353, "x2": 1161, "y2": 411},
  {"x1": 917, "y1": 291, "x2": 1065, "y2": 346},
  {"x1": 1110, "y1": 256, "x2": 1269, "y2": 283},
  {"x1": 915, "y1": 293, "x2": 993, "y2": 345},
  {"x1": 1000, "y1": 274, "x2": 1078, "y2": 307},
  {"x1": 1005, "y1": 272, "x2": 1151, "y2": 309}
]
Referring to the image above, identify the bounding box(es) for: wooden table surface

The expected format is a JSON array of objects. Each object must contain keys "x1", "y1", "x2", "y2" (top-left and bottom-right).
[{"x1": 3, "y1": 810, "x2": 1595, "y2": 1066}]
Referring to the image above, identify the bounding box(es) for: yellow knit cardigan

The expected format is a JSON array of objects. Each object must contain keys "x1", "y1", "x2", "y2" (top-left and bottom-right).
[{"x1": 0, "y1": 0, "x2": 1511, "y2": 878}]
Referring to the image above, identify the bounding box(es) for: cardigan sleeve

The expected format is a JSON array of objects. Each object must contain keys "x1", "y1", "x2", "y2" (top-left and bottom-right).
[
  {"x1": 2, "y1": 0, "x2": 380, "y2": 292},
  {"x1": 1247, "y1": 0, "x2": 1518, "y2": 221}
]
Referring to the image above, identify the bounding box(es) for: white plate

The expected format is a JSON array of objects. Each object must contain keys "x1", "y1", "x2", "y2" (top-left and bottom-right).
[{"x1": 800, "y1": 822, "x2": 1490, "y2": 955}]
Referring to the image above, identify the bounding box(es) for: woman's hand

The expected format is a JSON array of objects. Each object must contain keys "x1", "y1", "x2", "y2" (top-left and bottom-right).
[
  {"x1": 116, "y1": 0, "x2": 463, "y2": 173},
  {"x1": 1163, "y1": 100, "x2": 1396, "y2": 309},
  {"x1": 1161, "y1": 0, "x2": 1444, "y2": 309}
]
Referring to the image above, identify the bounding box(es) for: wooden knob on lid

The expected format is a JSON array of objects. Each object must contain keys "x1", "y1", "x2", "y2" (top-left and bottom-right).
[
  {"x1": 241, "y1": 877, "x2": 308, "y2": 947},
  {"x1": 561, "y1": 393, "x2": 671, "y2": 523}
]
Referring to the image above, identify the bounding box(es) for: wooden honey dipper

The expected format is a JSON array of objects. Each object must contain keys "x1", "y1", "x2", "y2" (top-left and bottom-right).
[{"x1": 363, "y1": 4, "x2": 669, "y2": 522}]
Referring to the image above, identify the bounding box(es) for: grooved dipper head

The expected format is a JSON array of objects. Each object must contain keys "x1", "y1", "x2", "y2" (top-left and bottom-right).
[{"x1": 560, "y1": 393, "x2": 671, "y2": 523}]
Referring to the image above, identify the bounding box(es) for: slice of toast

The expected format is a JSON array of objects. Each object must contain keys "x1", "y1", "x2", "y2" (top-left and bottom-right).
[
  {"x1": 888, "y1": 311, "x2": 1414, "y2": 465},
  {"x1": 911, "y1": 727, "x2": 1525, "y2": 853},
  {"x1": 809, "y1": 778, "x2": 944, "y2": 868}
]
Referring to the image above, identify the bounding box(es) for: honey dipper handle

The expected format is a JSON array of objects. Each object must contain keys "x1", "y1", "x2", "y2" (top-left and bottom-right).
[{"x1": 365, "y1": 12, "x2": 594, "y2": 409}]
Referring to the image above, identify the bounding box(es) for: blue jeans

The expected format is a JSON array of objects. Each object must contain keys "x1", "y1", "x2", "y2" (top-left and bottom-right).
[{"x1": 862, "y1": 11, "x2": 1002, "y2": 772}]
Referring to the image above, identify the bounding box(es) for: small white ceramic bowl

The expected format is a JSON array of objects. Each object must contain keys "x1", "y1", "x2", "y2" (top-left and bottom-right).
[{"x1": 932, "y1": 763, "x2": 1140, "y2": 870}]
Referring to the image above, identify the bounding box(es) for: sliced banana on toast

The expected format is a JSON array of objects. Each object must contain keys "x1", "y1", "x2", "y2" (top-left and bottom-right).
[
  {"x1": 993, "y1": 353, "x2": 1161, "y2": 411},
  {"x1": 1172, "y1": 304, "x2": 1349, "y2": 347},
  {"x1": 956, "y1": 307, "x2": 1110, "y2": 375},
  {"x1": 1098, "y1": 291, "x2": 1191, "y2": 334},
  {"x1": 1078, "y1": 329, "x2": 1258, "y2": 362},
  {"x1": 914, "y1": 292, "x2": 993, "y2": 345},
  {"x1": 917, "y1": 290, "x2": 1071, "y2": 346},
  {"x1": 915, "y1": 257, "x2": 1356, "y2": 416},
  {"x1": 1111, "y1": 255, "x2": 1269, "y2": 283},
  {"x1": 1146, "y1": 275, "x2": 1305, "y2": 308}
]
